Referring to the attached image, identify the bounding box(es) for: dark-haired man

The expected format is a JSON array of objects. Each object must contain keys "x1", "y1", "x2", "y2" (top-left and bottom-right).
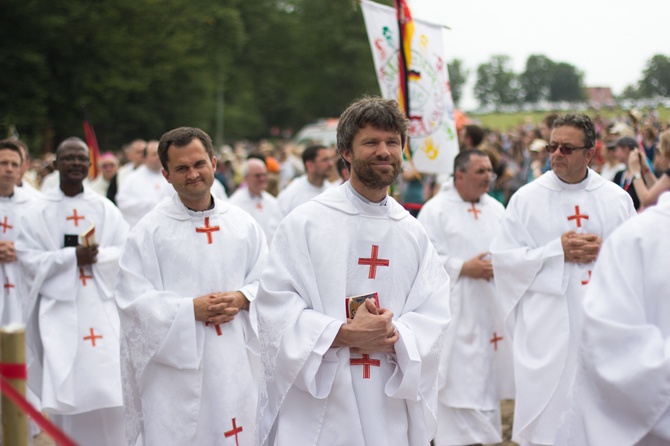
[
  {"x1": 17, "y1": 137, "x2": 128, "y2": 445},
  {"x1": 419, "y1": 149, "x2": 511, "y2": 446},
  {"x1": 491, "y1": 114, "x2": 635, "y2": 445},
  {"x1": 271, "y1": 144, "x2": 334, "y2": 225},
  {"x1": 115, "y1": 127, "x2": 267, "y2": 445},
  {"x1": 255, "y1": 97, "x2": 450, "y2": 445},
  {"x1": 0, "y1": 139, "x2": 34, "y2": 324}
]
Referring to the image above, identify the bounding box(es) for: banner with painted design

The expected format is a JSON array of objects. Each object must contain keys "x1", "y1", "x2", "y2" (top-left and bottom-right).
[{"x1": 361, "y1": 0, "x2": 458, "y2": 175}]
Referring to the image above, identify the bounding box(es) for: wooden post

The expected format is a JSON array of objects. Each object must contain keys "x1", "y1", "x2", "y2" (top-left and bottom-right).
[{"x1": 1, "y1": 323, "x2": 28, "y2": 446}]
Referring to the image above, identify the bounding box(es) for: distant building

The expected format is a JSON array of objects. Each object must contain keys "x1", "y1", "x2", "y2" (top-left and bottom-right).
[{"x1": 585, "y1": 87, "x2": 616, "y2": 109}]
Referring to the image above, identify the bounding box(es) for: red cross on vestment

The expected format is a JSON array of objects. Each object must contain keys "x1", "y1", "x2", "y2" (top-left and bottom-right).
[
  {"x1": 358, "y1": 245, "x2": 390, "y2": 279},
  {"x1": 467, "y1": 202, "x2": 481, "y2": 220},
  {"x1": 255, "y1": 201, "x2": 263, "y2": 210},
  {"x1": 4, "y1": 277, "x2": 15, "y2": 292},
  {"x1": 567, "y1": 205, "x2": 589, "y2": 228},
  {"x1": 66, "y1": 209, "x2": 85, "y2": 227},
  {"x1": 581, "y1": 270, "x2": 592, "y2": 285},
  {"x1": 79, "y1": 267, "x2": 92, "y2": 286},
  {"x1": 350, "y1": 354, "x2": 381, "y2": 379},
  {"x1": 490, "y1": 332, "x2": 503, "y2": 351},
  {"x1": 195, "y1": 217, "x2": 220, "y2": 245},
  {"x1": 224, "y1": 418, "x2": 243, "y2": 446},
  {"x1": 0, "y1": 216, "x2": 13, "y2": 234},
  {"x1": 205, "y1": 321, "x2": 223, "y2": 336},
  {"x1": 83, "y1": 327, "x2": 102, "y2": 347}
]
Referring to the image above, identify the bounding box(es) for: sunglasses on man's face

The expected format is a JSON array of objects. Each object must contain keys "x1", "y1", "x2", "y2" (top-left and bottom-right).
[{"x1": 545, "y1": 144, "x2": 590, "y2": 155}]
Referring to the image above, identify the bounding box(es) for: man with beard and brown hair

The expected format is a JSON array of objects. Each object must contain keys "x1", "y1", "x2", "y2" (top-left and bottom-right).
[{"x1": 254, "y1": 96, "x2": 451, "y2": 446}]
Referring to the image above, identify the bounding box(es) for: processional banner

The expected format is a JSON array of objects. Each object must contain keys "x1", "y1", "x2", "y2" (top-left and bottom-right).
[{"x1": 361, "y1": 0, "x2": 458, "y2": 175}]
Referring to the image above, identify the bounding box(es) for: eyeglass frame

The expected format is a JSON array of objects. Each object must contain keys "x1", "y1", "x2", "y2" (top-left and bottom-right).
[{"x1": 545, "y1": 143, "x2": 592, "y2": 155}]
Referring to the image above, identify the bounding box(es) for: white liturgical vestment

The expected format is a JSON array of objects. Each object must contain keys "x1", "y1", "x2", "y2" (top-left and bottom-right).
[
  {"x1": 418, "y1": 180, "x2": 512, "y2": 445},
  {"x1": 0, "y1": 187, "x2": 33, "y2": 325},
  {"x1": 491, "y1": 169, "x2": 635, "y2": 445},
  {"x1": 17, "y1": 188, "x2": 127, "y2": 426},
  {"x1": 116, "y1": 165, "x2": 172, "y2": 227},
  {"x1": 254, "y1": 183, "x2": 451, "y2": 446},
  {"x1": 270, "y1": 175, "x2": 330, "y2": 229},
  {"x1": 229, "y1": 188, "x2": 278, "y2": 243},
  {"x1": 115, "y1": 193, "x2": 267, "y2": 446},
  {"x1": 555, "y1": 192, "x2": 670, "y2": 446}
]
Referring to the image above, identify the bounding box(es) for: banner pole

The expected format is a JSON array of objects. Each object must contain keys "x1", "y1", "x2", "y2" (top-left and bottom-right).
[{"x1": 1, "y1": 323, "x2": 28, "y2": 446}]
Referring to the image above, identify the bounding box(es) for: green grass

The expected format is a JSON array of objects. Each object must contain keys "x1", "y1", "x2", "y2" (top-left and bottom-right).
[{"x1": 468, "y1": 107, "x2": 670, "y2": 131}]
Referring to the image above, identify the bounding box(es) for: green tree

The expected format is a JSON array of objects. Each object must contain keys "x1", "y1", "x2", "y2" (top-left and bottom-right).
[
  {"x1": 474, "y1": 55, "x2": 519, "y2": 109},
  {"x1": 639, "y1": 54, "x2": 670, "y2": 98},
  {"x1": 519, "y1": 55, "x2": 554, "y2": 103},
  {"x1": 548, "y1": 62, "x2": 585, "y2": 102},
  {"x1": 447, "y1": 59, "x2": 468, "y2": 107}
]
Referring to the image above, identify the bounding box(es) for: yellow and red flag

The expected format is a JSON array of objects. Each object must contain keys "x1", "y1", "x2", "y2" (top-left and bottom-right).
[{"x1": 82, "y1": 112, "x2": 101, "y2": 180}]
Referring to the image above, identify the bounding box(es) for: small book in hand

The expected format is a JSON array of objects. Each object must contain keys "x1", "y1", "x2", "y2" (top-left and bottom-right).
[
  {"x1": 345, "y1": 292, "x2": 379, "y2": 319},
  {"x1": 80, "y1": 223, "x2": 96, "y2": 247}
]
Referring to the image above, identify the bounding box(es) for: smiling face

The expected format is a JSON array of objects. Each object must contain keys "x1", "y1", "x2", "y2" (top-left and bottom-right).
[
  {"x1": 162, "y1": 138, "x2": 217, "y2": 211},
  {"x1": 342, "y1": 125, "x2": 402, "y2": 200},
  {"x1": 56, "y1": 141, "x2": 91, "y2": 187},
  {"x1": 549, "y1": 125, "x2": 595, "y2": 184}
]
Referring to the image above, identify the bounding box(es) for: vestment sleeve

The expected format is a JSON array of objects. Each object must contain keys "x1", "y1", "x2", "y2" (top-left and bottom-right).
[
  {"x1": 557, "y1": 227, "x2": 670, "y2": 445},
  {"x1": 115, "y1": 227, "x2": 201, "y2": 371},
  {"x1": 384, "y1": 236, "x2": 451, "y2": 402},
  {"x1": 491, "y1": 201, "x2": 566, "y2": 326}
]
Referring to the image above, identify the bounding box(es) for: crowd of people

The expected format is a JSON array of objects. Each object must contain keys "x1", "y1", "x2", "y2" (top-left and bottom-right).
[{"x1": 0, "y1": 100, "x2": 669, "y2": 446}]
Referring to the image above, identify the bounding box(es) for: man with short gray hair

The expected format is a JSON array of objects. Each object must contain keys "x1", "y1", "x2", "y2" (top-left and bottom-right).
[{"x1": 229, "y1": 158, "x2": 278, "y2": 244}]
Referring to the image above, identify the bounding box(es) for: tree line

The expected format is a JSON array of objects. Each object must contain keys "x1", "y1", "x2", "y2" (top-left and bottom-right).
[
  {"x1": 2, "y1": 0, "x2": 669, "y2": 153},
  {"x1": 448, "y1": 54, "x2": 670, "y2": 110}
]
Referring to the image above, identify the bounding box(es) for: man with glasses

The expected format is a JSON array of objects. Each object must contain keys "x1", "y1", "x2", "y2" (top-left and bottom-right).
[
  {"x1": 17, "y1": 137, "x2": 128, "y2": 444},
  {"x1": 491, "y1": 114, "x2": 635, "y2": 446}
]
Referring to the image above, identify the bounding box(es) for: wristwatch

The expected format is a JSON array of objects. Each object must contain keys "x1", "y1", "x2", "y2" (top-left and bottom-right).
[{"x1": 632, "y1": 173, "x2": 642, "y2": 180}]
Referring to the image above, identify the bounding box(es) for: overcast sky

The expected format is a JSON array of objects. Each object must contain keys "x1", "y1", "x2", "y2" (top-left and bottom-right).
[{"x1": 409, "y1": 0, "x2": 668, "y2": 109}]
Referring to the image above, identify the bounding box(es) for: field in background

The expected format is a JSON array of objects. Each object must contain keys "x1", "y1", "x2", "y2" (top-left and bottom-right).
[{"x1": 468, "y1": 107, "x2": 670, "y2": 131}]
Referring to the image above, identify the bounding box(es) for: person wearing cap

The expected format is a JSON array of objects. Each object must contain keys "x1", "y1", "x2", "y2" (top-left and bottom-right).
[
  {"x1": 612, "y1": 136, "x2": 655, "y2": 210},
  {"x1": 599, "y1": 140, "x2": 626, "y2": 181},
  {"x1": 528, "y1": 138, "x2": 548, "y2": 181}
]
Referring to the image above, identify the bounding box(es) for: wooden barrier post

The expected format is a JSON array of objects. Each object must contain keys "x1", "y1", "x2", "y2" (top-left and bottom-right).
[{"x1": 1, "y1": 323, "x2": 28, "y2": 446}]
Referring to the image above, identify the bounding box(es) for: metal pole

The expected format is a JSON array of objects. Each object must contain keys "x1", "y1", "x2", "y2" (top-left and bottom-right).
[{"x1": 1, "y1": 323, "x2": 28, "y2": 446}]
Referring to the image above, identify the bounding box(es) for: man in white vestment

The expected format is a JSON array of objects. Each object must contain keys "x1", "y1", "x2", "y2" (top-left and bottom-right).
[
  {"x1": 115, "y1": 127, "x2": 267, "y2": 446},
  {"x1": 255, "y1": 97, "x2": 451, "y2": 446},
  {"x1": 491, "y1": 114, "x2": 636, "y2": 446},
  {"x1": 229, "y1": 158, "x2": 278, "y2": 244},
  {"x1": 0, "y1": 139, "x2": 35, "y2": 324},
  {"x1": 116, "y1": 138, "x2": 146, "y2": 183},
  {"x1": 554, "y1": 192, "x2": 670, "y2": 446},
  {"x1": 419, "y1": 149, "x2": 512, "y2": 446},
  {"x1": 14, "y1": 139, "x2": 42, "y2": 198},
  {"x1": 17, "y1": 137, "x2": 128, "y2": 445},
  {"x1": 270, "y1": 144, "x2": 334, "y2": 229},
  {"x1": 116, "y1": 140, "x2": 173, "y2": 227}
]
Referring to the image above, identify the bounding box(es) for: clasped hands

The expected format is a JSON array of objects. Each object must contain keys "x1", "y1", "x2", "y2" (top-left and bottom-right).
[
  {"x1": 332, "y1": 298, "x2": 398, "y2": 354},
  {"x1": 193, "y1": 291, "x2": 249, "y2": 324},
  {"x1": 561, "y1": 230, "x2": 602, "y2": 264}
]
